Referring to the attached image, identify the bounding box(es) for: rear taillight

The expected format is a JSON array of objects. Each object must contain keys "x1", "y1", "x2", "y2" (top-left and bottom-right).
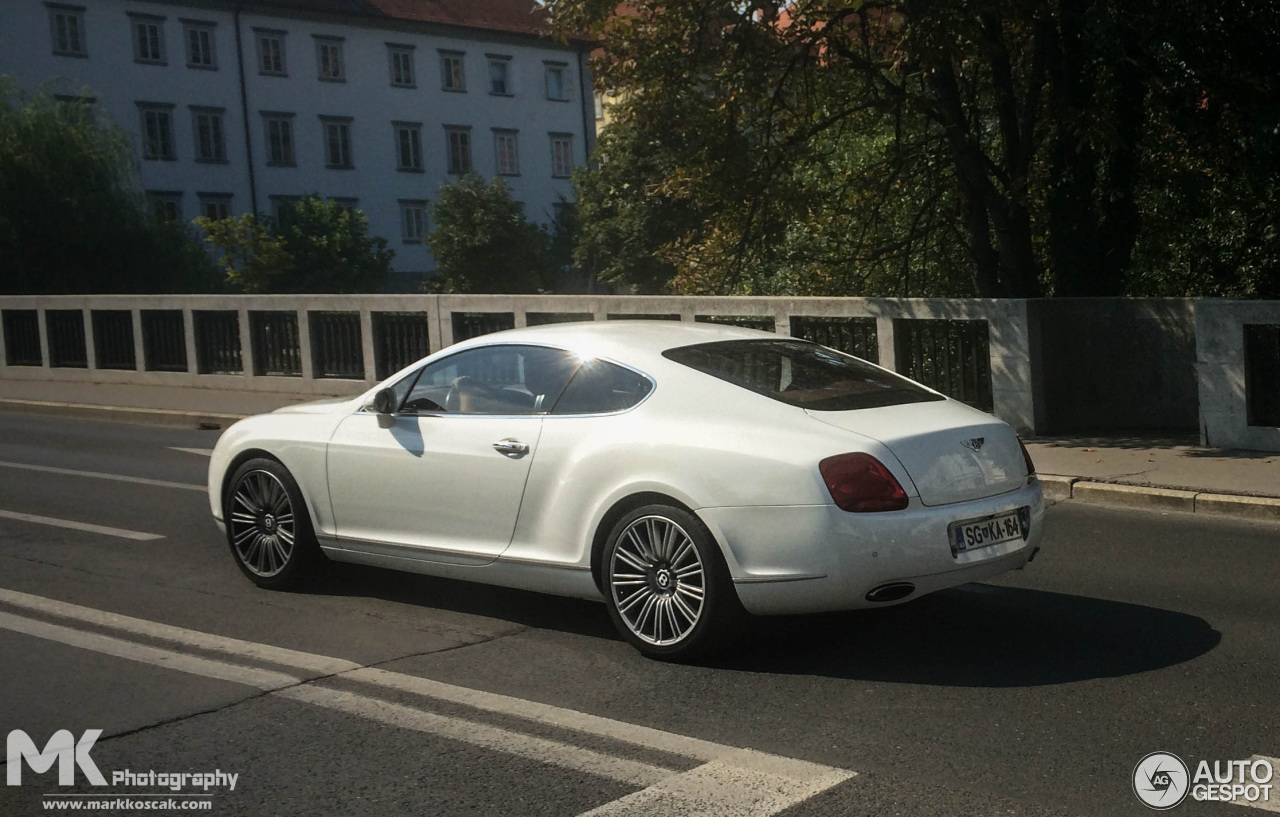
[
  {"x1": 1019, "y1": 439, "x2": 1037, "y2": 483},
  {"x1": 819, "y1": 453, "x2": 909, "y2": 512}
]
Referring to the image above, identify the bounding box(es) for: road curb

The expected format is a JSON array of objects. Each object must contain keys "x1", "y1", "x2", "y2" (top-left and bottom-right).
[
  {"x1": 0, "y1": 398, "x2": 245, "y2": 430},
  {"x1": 1041, "y1": 474, "x2": 1280, "y2": 522}
]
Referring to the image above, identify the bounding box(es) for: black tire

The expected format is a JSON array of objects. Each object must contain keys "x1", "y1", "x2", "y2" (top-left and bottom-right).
[
  {"x1": 223, "y1": 458, "x2": 322, "y2": 590},
  {"x1": 602, "y1": 504, "x2": 743, "y2": 661}
]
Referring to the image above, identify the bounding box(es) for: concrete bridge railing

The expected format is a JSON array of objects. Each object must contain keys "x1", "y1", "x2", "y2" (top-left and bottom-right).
[{"x1": 1, "y1": 294, "x2": 1277, "y2": 449}]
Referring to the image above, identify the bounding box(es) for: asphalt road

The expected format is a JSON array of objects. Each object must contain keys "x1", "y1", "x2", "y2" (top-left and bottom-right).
[{"x1": 0, "y1": 411, "x2": 1277, "y2": 817}]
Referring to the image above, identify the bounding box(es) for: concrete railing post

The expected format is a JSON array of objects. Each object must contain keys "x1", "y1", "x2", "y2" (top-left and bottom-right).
[
  {"x1": 359, "y1": 308, "x2": 376, "y2": 383},
  {"x1": 875, "y1": 316, "x2": 896, "y2": 371},
  {"x1": 987, "y1": 299, "x2": 1039, "y2": 435},
  {"x1": 82, "y1": 307, "x2": 96, "y2": 372},
  {"x1": 237, "y1": 307, "x2": 253, "y2": 379},
  {"x1": 36, "y1": 307, "x2": 50, "y2": 370},
  {"x1": 1196, "y1": 299, "x2": 1280, "y2": 451},
  {"x1": 131, "y1": 307, "x2": 146, "y2": 372},
  {"x1": 774, "y1": 309, "x2": 791, "y2": 337},
  {"x1": 297, "y1": 309, "x2": 314, "y2": 380},
  {"x1": 182, "y1": 307, "x2": 198, "y2": 375}
]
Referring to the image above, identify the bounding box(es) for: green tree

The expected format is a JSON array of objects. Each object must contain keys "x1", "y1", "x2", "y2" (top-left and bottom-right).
[
  {"x1": 552, "y1": 0, "x2": 1280, "y2": 298},
  {"x1": 0, "y1": 80, "x2": 219, "y2": 294},
  {"x1": 427, "y1": 173, "x2": 554, "y2": 293},
  {"x1": 196, "y1": 196, "x2": 393, "y2": 293}
]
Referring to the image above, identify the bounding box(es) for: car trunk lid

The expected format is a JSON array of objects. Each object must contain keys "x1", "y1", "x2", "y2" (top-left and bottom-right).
[{"x1": 806, "y1": 400, "x2": 1026, "y2": 506}]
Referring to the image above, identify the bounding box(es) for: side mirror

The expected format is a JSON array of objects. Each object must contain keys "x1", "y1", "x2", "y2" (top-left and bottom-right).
[{"x1": 371, "y1": 387, "x2": 398, "y2": 415}]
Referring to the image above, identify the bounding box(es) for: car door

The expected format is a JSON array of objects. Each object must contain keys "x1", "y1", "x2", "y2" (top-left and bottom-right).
[{"x1": 326, "y1": 344, "x2": 581, "y2": 563}]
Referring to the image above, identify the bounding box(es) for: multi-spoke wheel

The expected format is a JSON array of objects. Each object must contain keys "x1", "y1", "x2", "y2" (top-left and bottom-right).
[
  {"x1": 224, "y1": 458, "x2": 320, "y2": 588},
  {"x1": 603, "y1": 504, "x2": 742, "y2": 660}
]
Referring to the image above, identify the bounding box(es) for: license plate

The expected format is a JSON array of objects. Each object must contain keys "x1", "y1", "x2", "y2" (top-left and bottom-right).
[{"x1": 950, "y1": 511, "x2": 1023, "y2": 554}]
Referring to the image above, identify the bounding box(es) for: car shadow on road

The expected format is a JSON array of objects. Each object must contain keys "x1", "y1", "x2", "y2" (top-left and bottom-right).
[
  {"x1": 314, "y1": 563, "x2": 1218, "y2": 687},
  {"x1": 709, "y1": 583, "x2": 1222, "y2": 687},
  {"x1": 311, "y1": 562, "x2": 620, "y2": 640}
]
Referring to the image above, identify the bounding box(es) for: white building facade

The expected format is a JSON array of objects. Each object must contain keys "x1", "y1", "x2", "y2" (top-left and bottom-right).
[{"x1": 0, "y1": 0, "x2": 596, "y2": 282}]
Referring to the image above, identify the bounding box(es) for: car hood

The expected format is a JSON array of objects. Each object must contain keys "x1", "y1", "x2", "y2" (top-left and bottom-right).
[
  {"x1": 271, "y1": 396, "x2": 360, "y2": 415},
  {"x1": 806, "y1": 399, "x2": 1025, "y2": 506}
]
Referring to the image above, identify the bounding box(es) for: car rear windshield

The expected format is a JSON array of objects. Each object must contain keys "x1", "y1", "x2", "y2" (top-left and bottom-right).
[{"x1": 662, "y1": 339, "x2": 945, "y2": 411}]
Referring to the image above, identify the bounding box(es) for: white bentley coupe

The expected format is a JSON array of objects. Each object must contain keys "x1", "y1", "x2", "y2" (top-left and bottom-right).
[{"x1": 209, "y1": 321, "x2": 1044, "y2": 659}]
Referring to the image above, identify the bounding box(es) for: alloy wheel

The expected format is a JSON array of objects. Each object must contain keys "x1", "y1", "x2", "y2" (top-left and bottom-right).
[
  {"x1": 609, "y1": 515, "x2": 706, "y2": 645},
  {"x1": 228, "y1": 470, "x2": 296, "y2": 578}
]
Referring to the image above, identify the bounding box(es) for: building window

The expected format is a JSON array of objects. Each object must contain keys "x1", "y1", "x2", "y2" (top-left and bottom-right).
[
  {"x1": 47, "y1": 4, "x2": 87, "y2": 57},
  {"x1": 394, "y1": 122, "x2": 423, "y2": 172},
  {"x1": 388, "y1": 44, "x2": 415, "y2": 87},
  {"x1": 183, "y1": 21, "x2": 215, "y2": 69},
  {"x1": 321, "y1": 117, "x2": 353, "y2": 169},
  {"x1": 440, "y1": 51, "x2": 465, "y2": 92},
  {"x1": 332, "y1": 198, "x2": 359, "y2": 215},
  {"x1": 488, "y1": 56, "x2": 511, "y2": 95},
  {"x1": 256, "y1": 30, "x2": 286, "y2": 76},
  {"x1": 445, "y1": 127, "x2": 471, "y2": 174},
  {"x1": 545, "y1": 62, "x2": 569, "y2": 101},
  {"x1": 493, "y1": 129, "x2": 519, "y2": 176},
  {"x1": 147, "y1": 191, "x2": 183, "y2": 222},
  {"x1": 400, "y1": 200, "x2": 428, "y2": 244},
  {"x1": 550, "y1": 133, "x2": 573, "y2": 178},
  {"x1": 314, "y1": 36, "x2": 343, "y2": 81},
  {"x1": 131, "y1": 14, "x2": 166, "y2": 65},
  {"x1": 198, "y1": 193, "x2": 232, "y2": 221},
  {"x1": 137, "y1": 104, "x2": 176, "y2": 161},
  {"x1": 190, "y1": 107, "x2": 226, "y2": 163},
  {"x1": 593, "y1": 91, "x2": 604, "y2": 120},
  {"x1": 262, "y1": 113, "x2": 295, "y2": 166}
]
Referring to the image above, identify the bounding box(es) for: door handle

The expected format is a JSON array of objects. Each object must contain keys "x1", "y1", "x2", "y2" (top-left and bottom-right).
[{"x1": 492, "y1": 439, "x2": 530, "y2": 456}]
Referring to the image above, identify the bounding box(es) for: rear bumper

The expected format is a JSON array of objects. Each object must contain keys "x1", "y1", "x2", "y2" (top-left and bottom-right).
[{"x1": 698, "y1": 481, "x2": 1045, "y2": 615}]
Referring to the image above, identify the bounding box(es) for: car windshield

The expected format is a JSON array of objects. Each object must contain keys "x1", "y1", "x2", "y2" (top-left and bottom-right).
[{"x1": 663, "y1": 339, "x2": 945, "y2": 411}]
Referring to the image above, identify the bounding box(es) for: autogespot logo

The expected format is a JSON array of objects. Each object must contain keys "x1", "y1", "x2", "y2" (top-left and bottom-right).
[{"x1": 1133, "y1": 752, "x2": 1190, "y2": 810}]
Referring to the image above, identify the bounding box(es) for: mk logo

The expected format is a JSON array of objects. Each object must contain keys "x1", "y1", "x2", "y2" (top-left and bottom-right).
[{"x1": 7, "y1": 729, "x2": 106, "y2": 786}]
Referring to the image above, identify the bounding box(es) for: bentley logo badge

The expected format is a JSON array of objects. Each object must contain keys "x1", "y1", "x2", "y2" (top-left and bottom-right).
[{"x1": 962, "y1": 437, "x2": 985, "y2": 451}]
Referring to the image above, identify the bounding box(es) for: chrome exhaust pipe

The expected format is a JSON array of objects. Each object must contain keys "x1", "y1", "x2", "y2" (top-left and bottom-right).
[{"x1": 864, "y1": 582, "x2": 915, "y2": 603}]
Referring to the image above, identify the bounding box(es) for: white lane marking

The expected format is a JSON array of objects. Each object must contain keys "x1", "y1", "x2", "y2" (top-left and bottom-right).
[
  {"x1": 0, "y1": 460, "x2": 205, "y2": 492},
  {"x1": 1232, "y1": 756, "x2": 1280, "y2": 812},
  {"x1": 0, "y1": 509, "x2": 164, "y2": 541},
  {"x1": 577, "y1": 750, "x2": 855, "y2": 816},
  {"x1": 0, "y1": 588, "x2": 360, "y2": 675},
  {"x1": 278, "y1": 685, "x2": 672, "y2": 787},
  {"x1": 169, "y1": 448, "x2": 214, "y2": 457},
  {"x1": 0, "y1": 590, "x2": 856, "y2": 814},
  {"x1": 0, "y1": 610, "x2": 671, "y2": 788},
  {"x1": 0, "y1": 612, "x2": 298, "y2": 691},
  {"x1": 348, "y1": 667, "x2": 728, "y2": 763}
]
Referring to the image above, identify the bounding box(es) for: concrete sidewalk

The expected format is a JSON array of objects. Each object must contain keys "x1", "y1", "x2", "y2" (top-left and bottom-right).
[
  {"x1": 2, "y1": 378, "x2": 1278, "y2": 522},
  {"x1": 0, "y1": 379, "x2": 355, "y2": 429},
  {"x1": 1026, "y1": 435, "x2": 1280, "y2": 522}
]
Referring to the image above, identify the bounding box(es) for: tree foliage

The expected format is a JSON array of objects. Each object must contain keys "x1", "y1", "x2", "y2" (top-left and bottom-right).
[
  {"x1": 196, "y1": 196, "x2": 392, "y2": 293},
  {"x1": 552, "y1": 0, "x2": 1280, "y2": 297},
  {"x1": 0, "y1": 80, "x2": 218, "y2": 294},
  {"x1": 426, "y1": 173, "x2": 556, "y2": 293}
]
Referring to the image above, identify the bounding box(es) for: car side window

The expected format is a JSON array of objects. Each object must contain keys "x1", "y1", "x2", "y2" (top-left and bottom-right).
[
  {"x1": 400, "y1": 345, "x2": 580, "y2": 415},
  {"x1": 551, "y1": 359, "x2": 653, "y2": 415}
]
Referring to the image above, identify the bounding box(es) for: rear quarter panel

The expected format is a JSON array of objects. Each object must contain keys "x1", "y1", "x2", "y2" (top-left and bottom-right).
[{"x1": 504, "y1": 377, "x2": 909, "y2": 571}]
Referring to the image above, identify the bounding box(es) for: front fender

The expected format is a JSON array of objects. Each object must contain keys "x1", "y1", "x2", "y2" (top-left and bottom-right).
[{"x1": 207, "y1": 412, "x2": 348, "y2": 536}]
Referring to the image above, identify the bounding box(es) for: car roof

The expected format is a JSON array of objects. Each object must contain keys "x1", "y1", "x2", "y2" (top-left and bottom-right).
[{"x1": 452, "y1": 320, "x2": 785, "y2": 366}]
